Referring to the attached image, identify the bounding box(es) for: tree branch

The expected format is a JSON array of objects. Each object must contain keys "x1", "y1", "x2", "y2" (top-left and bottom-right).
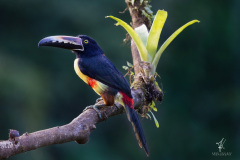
[
  {"x1": 0, "y1": 89, "x2": 145, "y2": 159},
  {"x1": 125, "y1": 0, "x2": 152, "y2": 75},
  {"x1": 126, "y1": 0, "x2": 163, "y2": 114},
  {"x1": 0, "y1": 103, "x2": 121, "y2": 159}
]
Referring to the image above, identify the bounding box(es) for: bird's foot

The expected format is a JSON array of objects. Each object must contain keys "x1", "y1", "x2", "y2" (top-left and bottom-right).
[
  {"x1": 83, "y1": 104, "x2": 105, "y2": 119},
  {"x1": 95, "y1": 97, "x2": 103, "y2": 103}
]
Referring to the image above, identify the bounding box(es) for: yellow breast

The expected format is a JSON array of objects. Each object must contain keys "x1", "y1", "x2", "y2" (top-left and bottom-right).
[
  {"x1": 74, "y1": 58, "x2": 108, "y2": 95},
  {"x1": 74, "y1": 58, "x2": 89, "y2": 84}
]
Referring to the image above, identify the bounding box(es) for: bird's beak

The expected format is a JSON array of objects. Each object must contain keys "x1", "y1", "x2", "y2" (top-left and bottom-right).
[{"x1": 38, "y1": 35, "x2": 84, "y2": 51}]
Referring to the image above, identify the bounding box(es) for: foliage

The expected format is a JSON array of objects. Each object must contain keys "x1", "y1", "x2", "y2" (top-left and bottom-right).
[
  {"x1": 107, "y1": 10, "x2": 199, "y2": 74},
  {"x1": 108, "y1": 10, "x2": 199, "y2": 127}
]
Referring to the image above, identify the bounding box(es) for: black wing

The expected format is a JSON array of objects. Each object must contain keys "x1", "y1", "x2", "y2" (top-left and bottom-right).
[{"x1": 78, "y1": 55, "x2": 132, "y2": 98}]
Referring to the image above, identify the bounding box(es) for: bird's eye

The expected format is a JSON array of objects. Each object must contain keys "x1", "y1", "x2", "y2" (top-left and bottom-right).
[{"x1": 84, "y1": 40, "x2": 89, "y2": 44}]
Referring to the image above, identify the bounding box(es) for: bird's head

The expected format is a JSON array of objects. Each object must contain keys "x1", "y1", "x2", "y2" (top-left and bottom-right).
[{"x1": 38, "y1": 35, "x2": 104, "y2": 58}]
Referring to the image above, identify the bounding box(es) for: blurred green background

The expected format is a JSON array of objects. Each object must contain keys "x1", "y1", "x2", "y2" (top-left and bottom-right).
[{"x1": 0, "y1": 0, "x2": 239, "y2": 159}]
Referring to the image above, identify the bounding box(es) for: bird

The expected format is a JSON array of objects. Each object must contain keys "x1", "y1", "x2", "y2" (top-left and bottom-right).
[{"x1": 38, "y1": 35, "x2": 149, "y2": 156}]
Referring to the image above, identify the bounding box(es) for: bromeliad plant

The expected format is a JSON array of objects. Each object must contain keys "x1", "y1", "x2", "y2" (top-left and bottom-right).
[
  {"x1": 107, "y1": 10, "x2": 199, "y2": 127},
  {"x1": 107, "y1": 10, "x2": 199, "y2": 74}
]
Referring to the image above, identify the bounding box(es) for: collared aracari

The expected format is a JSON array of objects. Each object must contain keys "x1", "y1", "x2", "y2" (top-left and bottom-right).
[{"x1": 38, "y1": 35, "x2": 149, "y2": 156}]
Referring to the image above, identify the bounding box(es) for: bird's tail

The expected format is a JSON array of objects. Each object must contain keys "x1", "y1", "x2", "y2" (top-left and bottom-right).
[{"x1": 125, "y1": 104, "x2": 149, "y2": 156}]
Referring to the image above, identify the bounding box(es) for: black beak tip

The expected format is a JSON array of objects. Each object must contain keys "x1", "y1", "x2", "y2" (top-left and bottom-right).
[
  {"x1": 38, "y1": 42, "x2": 41, "y2": 48},
  {"x1": 38, "y1": 39, "x2": 47, "y2": 48}
]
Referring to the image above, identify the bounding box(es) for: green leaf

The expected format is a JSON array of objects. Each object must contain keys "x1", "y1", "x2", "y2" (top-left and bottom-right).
[
  {"x1": 152, "y1": 19, "x2": 200, "y2": 72},
  {"x1": 141, "y1": 10, "x2": 149, "y2": 18},
  {"x1": 154, "y1": 81, "x2": 162, "y2": 92},
  {"x1": 122, "y1": 66, "x2": 129, "y2": 70},
  {"x1": 106, "y1": 16, "x2": 149, "y2": 62},
  {"x1": 149, "y1": 101, "x2": 157, "y2": 112},
  {"x1": 144, "y1": 6, "x2": 153, "y2": 15},
  {"x1": 127, "y1": 61, "x2": 133, "y2": 67},
  {"x1": 155, "y1": 72, "x2": 161, "y2": 79},
  {"x1": 147, "y1": 113, "x2": 152, "y2": 119},
  {"x1": 131, "y1": 0, "x2": 134, "y2": 5},
  {"x1": 135, "y1": 24, "x2": 149, "y2": 46},
  {"x1": 150, "y1": 110, "x2": 159, "y2": 128},
  {"x1": 146, "y1": 10, "x2": 167, "y2": 61}
]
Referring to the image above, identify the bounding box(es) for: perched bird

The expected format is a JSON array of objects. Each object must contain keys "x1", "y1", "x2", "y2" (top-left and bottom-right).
[{"x1": 38, "y1": 35, "x2": 149, "y2": 156}]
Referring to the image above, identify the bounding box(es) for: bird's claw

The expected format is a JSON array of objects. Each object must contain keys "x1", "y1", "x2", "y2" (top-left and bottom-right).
[{"x1": 83, "y1": 104, "x2": 105, "y2": 119}]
